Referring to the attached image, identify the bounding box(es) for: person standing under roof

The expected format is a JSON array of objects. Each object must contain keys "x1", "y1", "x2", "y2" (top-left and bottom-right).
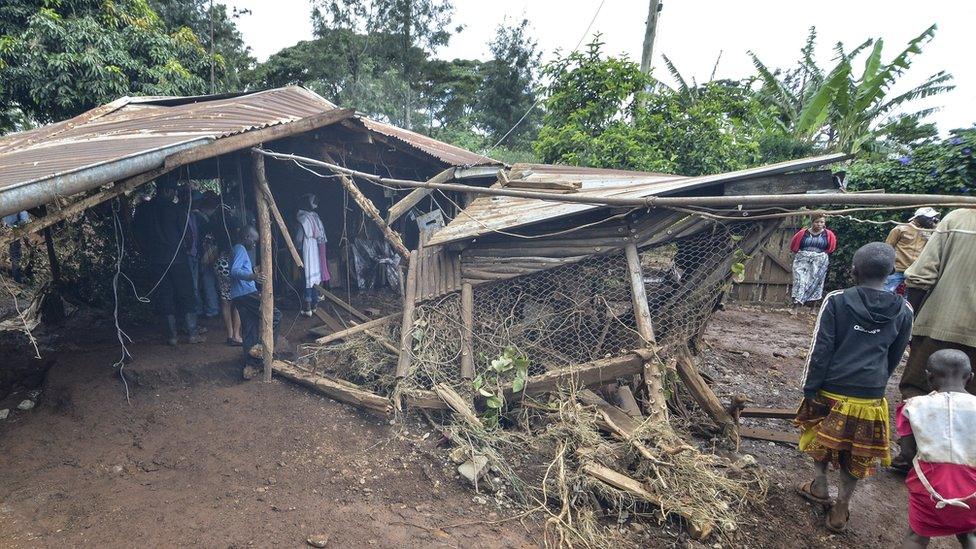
[
  {"x1": 883, "y1": 207, "x2": 940, "y2": 294},
  {"x1": 293, "y1": 194, "x2": 330, "y2": 317},
  {"x1": 230, "y1": 224, "x2": 280, "y2": 380},
  {"x1": 789, "y1": 215, "x2": 838, "y2": 311},
  {"x1": 2, "y1": 211, "x2": 29, "y2": 283}
]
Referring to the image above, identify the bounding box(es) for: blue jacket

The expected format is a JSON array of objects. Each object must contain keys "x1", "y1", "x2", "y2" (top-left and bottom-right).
[{"x1": 229, "y1": 244, "x2": 258, "y2": 299}]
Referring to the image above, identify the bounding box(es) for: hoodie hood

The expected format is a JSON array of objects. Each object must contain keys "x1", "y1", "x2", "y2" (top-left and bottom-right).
[{"x1": 842, "y1": 286, "x2": 904, "y2": 327}]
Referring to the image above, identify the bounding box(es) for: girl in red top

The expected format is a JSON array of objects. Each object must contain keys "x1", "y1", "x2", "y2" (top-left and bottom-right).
[{"x1": 790, "y1": 215, "x2": 838, "y2": 311}]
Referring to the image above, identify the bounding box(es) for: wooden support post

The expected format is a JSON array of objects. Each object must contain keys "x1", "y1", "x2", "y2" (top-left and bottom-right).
[
  {"x1": 674, "y1": 347, "x2": 736, "y2": 434},
  {"x1": 460, "y1": 282, "x2": 474, "y2": 380},
  {"x1": 395, "y1": 250, "x2": 420, "y2": 379},
  {"x1": 320, "y1": 151, "x2": 411, "y2": 262},
  {"x1": 624, "y1": 242, "x2": 666, "y2": 422},
  {"x1": 251, "y1": 150, "x2": 275, "y2": 383}
]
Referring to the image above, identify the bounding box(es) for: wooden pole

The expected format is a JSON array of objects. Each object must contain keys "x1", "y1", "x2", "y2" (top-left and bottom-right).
[
  {"x1": 319, "y1": 150, "x2": 411, "y2": 262},
  {"x1": 624, "y1": 242, "x2": 666, "y2": 422},
  {"x1": 460, "y1": 282, "x2": 474, "y2": 380},
  {"x1": 639, "y1": 0, "x2": 662, "y2": 75},
  {"x1": 395, "y1": 249, "x2": 420, "y2": 379},
  {"x1": 251, "y1": 150, "x2": 275, "y2": 383},
  {"x1": 675, "y1": 347, "x2": 737, "y2": 436}
]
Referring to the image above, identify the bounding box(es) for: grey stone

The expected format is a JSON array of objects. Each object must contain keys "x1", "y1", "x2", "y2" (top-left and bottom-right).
[
  {"x1": 16, "y1": 400, "x2": 34, "y2": 411},
  {"x1": 457, "y1": 454, "x2": 489, "y2": 485},
  {"x1": 306, "y1": 534, "x2": 329, "y2": 547},
  {"x1": 0, "y1": 409, "x2": 8, "y2": 420}
]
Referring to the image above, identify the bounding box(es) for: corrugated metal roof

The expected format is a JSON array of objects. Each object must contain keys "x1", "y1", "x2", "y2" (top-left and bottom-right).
[
  {"x1": 427, "y1": 153, "x2": 848, "y2": 246},
  {"x1": 359, "y1": 117, "x2": 497, "y2": 167},
  {"x1": 0, "y1": 85, "x2": 498, "y2": 194}
]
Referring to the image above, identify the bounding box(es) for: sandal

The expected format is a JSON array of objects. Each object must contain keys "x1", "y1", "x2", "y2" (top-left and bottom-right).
[
  {"x1": 226, "y1": 338, "x2": 242, "y2": 347},
  {"x1": 826, "y1": 503, "x2": 850, "y2": 533},
  {"x1": 796, "y1": 480, "x2": 831, "y2": 505}
]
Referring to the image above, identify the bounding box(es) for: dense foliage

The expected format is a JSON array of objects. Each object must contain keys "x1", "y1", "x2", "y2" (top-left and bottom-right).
[
  {"x1": 0, "y1": 0, "x2": 222, "y2": 129},
  {"x1": 826, "y1": 128, "x2": 976, "y2": 287}
]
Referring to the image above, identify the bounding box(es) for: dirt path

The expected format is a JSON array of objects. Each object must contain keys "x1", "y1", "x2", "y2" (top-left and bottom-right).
[
  {"x1": 702, "y1": 304, "x2": 955, "y2": 549},
  {"x1": 0, "y1": 317, "x2": 538, "y2": 548}
]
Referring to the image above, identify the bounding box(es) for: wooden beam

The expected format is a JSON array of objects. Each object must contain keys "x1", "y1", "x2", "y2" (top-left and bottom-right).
[
  {"x1": 320, "y1": 150, "x2": 411, "y2": 261},
  {"x1": 314, "y1": 313, "x2": 398, "y2": 344},
  {"x1": 0, "y1": 166, "x2": 172, "y2": 248},
  {"x1": 386, "y1": 168, "x2": 455, "y2": 224},
  {"x1": 395, "y1": 250, "x2": 420, "y2": 379},
  {"x1": 504, "y1": 350, "x2": 652, "y2": 399},
  {"x1": 255, "y1": 176, "x2": 303, "y2": 269},
  {"x1": 166, "y1": 109, "x2": 354, "y2": 169},
  {"x1": 739, "y1": 407, "x2": 796, "y2": 420},
  {"x1": 616, "y1": 385, "x2": 643, "y2": 418},
  {"x1": 625, "y1": 242, "x2": 667, "y2": 422},
  {"x1": 251, "y1": 150, "x2": 275, "y2": 382},
  {"x1": 313, "y1": 308, "x2": 345, "y2": 333},
  {"x1": 581, "y1": 463, "x2": 713, "y2": 540},
  {"x1": 400, "y1": 389, "x2": 450, "y2": 410},
  {"x1": 273, "y1": 360, "x2": 392, "y2": 415},
  {"x1": 674, "y1": 347, "x2": 736, "y2": 433},
  {"x1": 738, "y1": 426, "x2": 799, "y2": 445},
  {"x1": 434, "y1": 383, "x2": 483, "y2": 430},
  {"x1": 460, "y1": 282, "x2": 474, "y2": 380},
  {"x1": 318, "y1": 289, "x2": 370, "y2": 323}
]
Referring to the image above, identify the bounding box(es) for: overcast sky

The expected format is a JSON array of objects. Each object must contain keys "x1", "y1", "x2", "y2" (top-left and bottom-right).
[{"x1": 226, "y1": 0, "x2": 975, "y2": 133}]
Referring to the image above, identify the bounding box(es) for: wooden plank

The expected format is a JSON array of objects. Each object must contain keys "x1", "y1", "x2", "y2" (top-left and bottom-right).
[
  {"x1": 616, "y1": 385, "x2": 643, "y2": 418},
  {"x1": 581, "y1": 463, "x2": 713, "y2": 540},
  {"x1": 395, "y1": 250, "x2": 420, "y2": 379},
  {"x1": 314, "y1": 313, "x2": 398, "y2": 344},
  {"x1": 739, "y1": 407, "x2": 796, "y2": 420},
  {"x1": 313, "y1": 308, "x2": 345, "y2": 333},
  {"x1": 318, "y1": 289, "x2": 370, "y2": 323},
  {"x1": 273, "y1": 360, "x2": 392, "y2": 415},
  {"x1": 320, "y1": 150, "x2": 411, "y2": 261},
  {"x1": 251, "y1": 151, "x2": 275, "y2": 382},
  {"x1": 577, "y1": 389, "x2": 640, "y2": 435},
  {"x1": 674, "y1": 347, "x2": 736, "y2": 433},
  {"x1": 722, "y1": 170, "x2": 835, "y2": 196},
  {"x1": 504, "y1": 350, "x2": 652, "y2": 399},
  {"x1": 256, "y1": 176, "x2": 303, "y2": 269},
  {"x1": 166, "y1": 109, "x2": 354, "y2": 169},
  {"x1": 460, "y1": 283, "x2": 475, "y2": 380},
  {"x1": 400, "y1": 389, "x2": 450, "y2": 410},
  {"x1": 738, "y1": 426, "x2": 798, "y2": 444},
  {"x1": 386, "y1": 168, "x2": 454, "y2": 224}
]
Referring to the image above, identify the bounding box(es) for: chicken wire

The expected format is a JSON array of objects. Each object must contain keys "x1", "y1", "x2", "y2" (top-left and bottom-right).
[{"x1": 308, "y1": 220, "x2": 763, "y2": 396}]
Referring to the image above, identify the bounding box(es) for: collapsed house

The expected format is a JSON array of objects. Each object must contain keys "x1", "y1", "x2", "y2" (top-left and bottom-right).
[{"x1": 4, "y1": 86, "x2": 968, "y2": 542}]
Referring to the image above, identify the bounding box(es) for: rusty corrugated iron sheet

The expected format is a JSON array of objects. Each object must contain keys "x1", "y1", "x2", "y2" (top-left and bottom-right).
[
  {"x1": 427, "y1": 153, "x2": 848, "y2": 246},
  {"x1": 359, "y1": 117, "x2": 497, "y2": 167},
  {"x1": 0, "y1": 85, "x2": 498, "y2": 194}
]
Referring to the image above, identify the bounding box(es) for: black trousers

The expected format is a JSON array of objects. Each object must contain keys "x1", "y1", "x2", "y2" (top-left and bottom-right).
[
  {"x1": 233, "y1": 292, "x2": 280, "y2": 365},
  {"x1": 152, "y1": 259, "x2": 196, "y2": 316}
]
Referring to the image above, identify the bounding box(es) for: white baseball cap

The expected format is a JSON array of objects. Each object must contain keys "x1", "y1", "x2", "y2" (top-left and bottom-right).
[{"x1": 911, "y1": 207, "x2": 939, "y2": 220}]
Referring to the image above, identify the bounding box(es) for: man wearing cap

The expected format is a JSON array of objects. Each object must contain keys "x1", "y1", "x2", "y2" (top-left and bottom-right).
[{"x1": 883, "y1": 207, "x2": 940, "y2": 294}]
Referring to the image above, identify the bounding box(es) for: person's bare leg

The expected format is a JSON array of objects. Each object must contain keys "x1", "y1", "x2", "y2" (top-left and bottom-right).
[
  {"x1": 828, "y1": 468, "x2": 858, "y2": 529},
  {"x1": 903, "y1": 528, "x2": 929, "y2": 549},
  {"x1": 232, "y1": 308, "x2": 242, "y2": 342},
  {"x1": 811, "y1": 459, "x2": 829, "y2": 499},
  {"x1": 958, "y1": 532, "x2": 976, "y2": 549},
  {"x1": 220, "y1": 299, "x2": 234, "y2": 340}
]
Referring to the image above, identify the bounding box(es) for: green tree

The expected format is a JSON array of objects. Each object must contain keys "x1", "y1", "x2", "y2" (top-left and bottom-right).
[
  {"x1": 147, "y1": 0, "x2": 254, "y2": 91},
  {"x1": 476, "y1": 18, "x2": 540, "y2": 149},
  {"x1": 0, "y1": 0, "x2": 220, "y2": 127},
  {"x1": 751, "y1": 25, "x2": 953, "y2": 153}
]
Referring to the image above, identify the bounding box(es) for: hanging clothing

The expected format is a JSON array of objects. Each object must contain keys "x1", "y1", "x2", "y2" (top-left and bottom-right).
[
  {"x1": 294, "y1": 209, "x2": 330, "y2": 289},
  {"x1": 792, "y1": 250, "x2": 831, "y2": 304},
  {"x1": 898, "y1": 392, "x2": 976, "y2": 537}
]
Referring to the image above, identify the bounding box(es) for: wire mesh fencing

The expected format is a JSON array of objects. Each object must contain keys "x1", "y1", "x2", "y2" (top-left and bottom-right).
[{"x1": 303, "y1": 219, "x2": 764, "y2": 397}]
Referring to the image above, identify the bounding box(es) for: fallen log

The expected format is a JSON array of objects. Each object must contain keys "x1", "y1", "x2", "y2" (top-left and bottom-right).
[
  {"x1": 272, "y1": 360, "x2": 392, "y2": 415},
  {"x1": 582, "y1": 462, "x2": 713, "y2": 540},
  {"x1": 674, "y1": 347, "x2": 737, "y2": 434},
  {"x1": 504, "y1": 350, "x2": 654, "y2": 399},
  {"x1": 400, "y1": 389, "x2": 450, "y2": 410}
]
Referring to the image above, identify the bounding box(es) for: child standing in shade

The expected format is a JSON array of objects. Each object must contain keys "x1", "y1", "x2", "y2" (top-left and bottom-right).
[
  {"x1": 794, "y1": 242, "x2": 914, "y2": 533},
  {"x1": 229, "y1": 225, "x2": 280, "y2": 380},
  {"x1": 899, "y1": 349, "x2": 976, "y2": 549}
]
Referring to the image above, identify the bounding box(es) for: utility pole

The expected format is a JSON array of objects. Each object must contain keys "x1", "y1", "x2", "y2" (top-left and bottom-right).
[{"x1": 639, "y1": 0, "x2": 662, "y2": 75}]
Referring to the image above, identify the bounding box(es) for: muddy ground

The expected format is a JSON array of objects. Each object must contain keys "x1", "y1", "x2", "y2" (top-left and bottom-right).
[{"x1": 0, "y1": 302, "x2": 950, "y2": 548}]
